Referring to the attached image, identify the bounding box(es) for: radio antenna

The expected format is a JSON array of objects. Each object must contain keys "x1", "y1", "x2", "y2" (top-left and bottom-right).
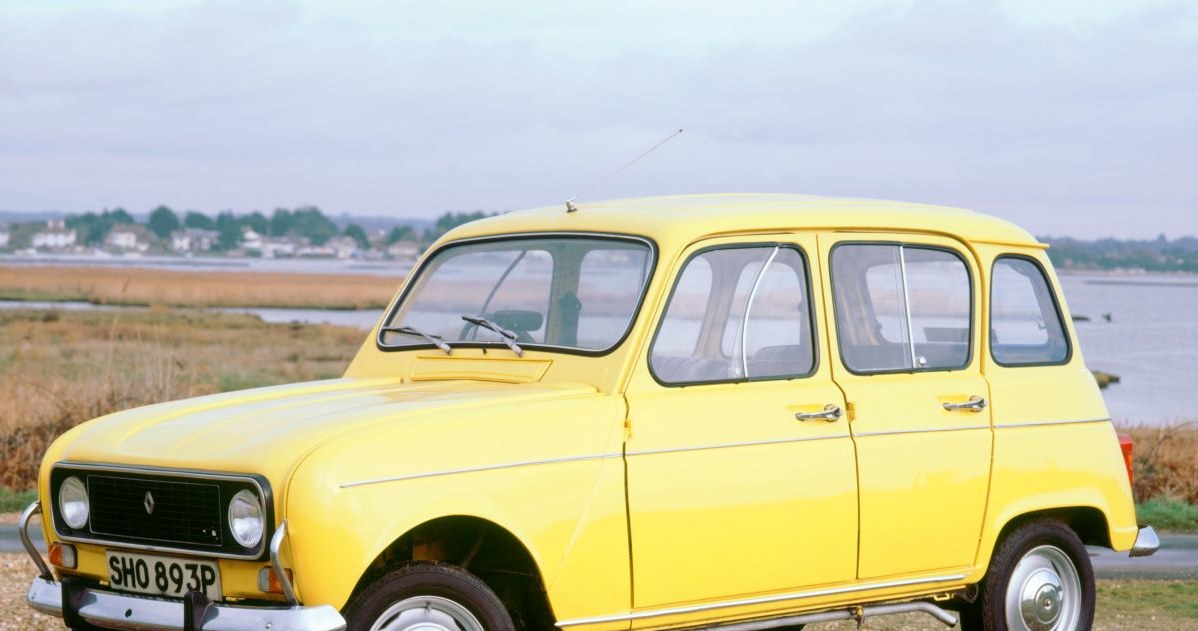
[{"x1": 565, "y1": 128, "x2": 684, "y2": 213}]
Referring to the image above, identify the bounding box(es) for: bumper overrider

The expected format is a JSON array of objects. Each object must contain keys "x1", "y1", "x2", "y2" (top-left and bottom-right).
[
  {"x1": 20, "y1": 501, "x2": 346, "y2": 631},
  {"x1": 1129, "y1": 524, "x2": 1161, "y2": 558}
]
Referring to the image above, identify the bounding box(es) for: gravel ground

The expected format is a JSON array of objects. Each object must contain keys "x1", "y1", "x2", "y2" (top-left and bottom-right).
[
  {"x1": 0, "y1": 514, "x2": 20, "y2": 526},
  {"x1": 0, "y1": 555, "x2": 1194, "y2": 631},
  {"x1": 1, "y1": 554, "x2": 54, "y2": 630}
]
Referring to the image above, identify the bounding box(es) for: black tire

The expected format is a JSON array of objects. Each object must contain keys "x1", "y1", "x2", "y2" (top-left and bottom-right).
[
  {"x1": 346, "y1": 562, "x2": 516, "y2": 631},
  {"x1": 960, "y1": 519, "x2": 1095, "y2": 631}
]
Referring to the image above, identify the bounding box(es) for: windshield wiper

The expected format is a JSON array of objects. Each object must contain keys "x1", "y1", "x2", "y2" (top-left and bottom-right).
[
  {"x1": 461, "y1": 315, "x2": 524, "y2": 357},
  {"x1": 380, "y1": 325, "x2": 453, "y2": 355}
]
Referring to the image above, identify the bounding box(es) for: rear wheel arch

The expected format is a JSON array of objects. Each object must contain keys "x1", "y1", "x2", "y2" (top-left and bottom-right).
[
  {"x1": 345, "y1": 515, "x2": 555, "y2": 630},
  {"x1": 991, "y1": 506, "x2": 1112, "y2": 552},
  {"x1": 961, "y1": 517, "x2": 1096, "y2": 631}
]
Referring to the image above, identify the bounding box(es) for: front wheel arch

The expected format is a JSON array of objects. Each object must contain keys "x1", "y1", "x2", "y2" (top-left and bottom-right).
[
  {"x1": 345, "y1": 516, "x2": 555, "y2": 630},
  {"x1": 345, "y1": 562, "x2": 515, "y2": 631}
]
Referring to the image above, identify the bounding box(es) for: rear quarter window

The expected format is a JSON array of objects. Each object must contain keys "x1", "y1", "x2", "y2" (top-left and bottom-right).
[{"x1": 989, "y1": 256, "x2": 1071, "y2": 366}]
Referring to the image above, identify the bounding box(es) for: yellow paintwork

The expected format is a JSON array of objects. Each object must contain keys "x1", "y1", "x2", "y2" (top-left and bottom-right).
[{"x1": 35, "y1": 194, "x2": 1140, "y2": 629}]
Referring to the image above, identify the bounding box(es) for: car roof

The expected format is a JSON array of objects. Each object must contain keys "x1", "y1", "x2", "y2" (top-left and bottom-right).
[{"x1": 443, "y1": 193, "x2": 1042, "y2": 249}]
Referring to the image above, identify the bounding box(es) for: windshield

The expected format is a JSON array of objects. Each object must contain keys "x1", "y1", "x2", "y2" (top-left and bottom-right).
[{"x1": 379, "y1": 235, "x2": 654, "y2": 353}]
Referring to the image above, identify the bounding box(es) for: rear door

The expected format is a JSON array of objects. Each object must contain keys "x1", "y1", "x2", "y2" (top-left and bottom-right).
[
  {"x1": 818, "y1": 233, "x2": 993, "y2": 580},
  {"x1": 624, "y1": 233, "x2": 859, "y2": 620}
]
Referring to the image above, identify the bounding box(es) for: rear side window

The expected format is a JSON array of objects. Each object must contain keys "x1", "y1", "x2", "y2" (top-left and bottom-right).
[
  {"x1": 990, "y1": 257, "x2": 1070, "y2": 365},
  {"x1": 650, "y1": 245, "x2": 815, "y2": 385},
  {"x1": 831, "y1": 244, "x2": 972, "y2": 373}
]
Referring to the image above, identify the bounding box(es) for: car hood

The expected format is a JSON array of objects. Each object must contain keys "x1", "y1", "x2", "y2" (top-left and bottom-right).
[{"x1": 48, "y1": 377, "x2": 598, "y2": 487}]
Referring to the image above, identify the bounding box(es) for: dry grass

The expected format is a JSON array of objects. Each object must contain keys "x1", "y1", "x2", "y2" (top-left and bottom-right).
[
  {"x1": 1117, "y1": 422, "x2": 1198, "y2": 504},
  {"x1": 0, "y1": 265, "x2": 399, "y2": 309},
  {"x1": 0, "y1": 308, "x2": 365, "y2": 490}
]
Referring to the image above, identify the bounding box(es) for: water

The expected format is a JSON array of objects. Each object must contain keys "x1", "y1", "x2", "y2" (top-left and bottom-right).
[
  {"x1": 2, "y1": 272, "x2": 1195, "y2": 426},
  {"x1": 1058, "y1": 273, "x2": 1198, "y2": 426},
  {"x1": 0, "y1": 300, "x2": 383, "y2": 329}
]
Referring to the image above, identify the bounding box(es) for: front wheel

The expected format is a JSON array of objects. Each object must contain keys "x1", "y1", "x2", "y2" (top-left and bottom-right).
[
  {"x1": 346, "y1": 563, "x2": 516, "y2": 631},
  {"x1": 960, "y1": 519, "x2": 1095, "y2": 631}
]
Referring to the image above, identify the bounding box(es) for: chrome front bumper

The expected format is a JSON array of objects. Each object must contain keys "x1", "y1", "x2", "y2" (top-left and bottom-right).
[
  {"x1": 20, "y1": 501, "x2": 346, "y2": 631},
  {"x1": 27, "y1": 577, "x2": 345, "y2": 631},
  {"x1": 1129, "y1": 525, "x2": 1160, "y2": 558}
]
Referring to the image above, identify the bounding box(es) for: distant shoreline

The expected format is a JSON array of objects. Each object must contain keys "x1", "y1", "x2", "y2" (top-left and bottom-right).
[
  {"x1": 1085, "y1": 279, "x2": 1198, "y2": 288},
  {"x1": 1057, "y1": 268, "x2": 1198, "y2": 278}
]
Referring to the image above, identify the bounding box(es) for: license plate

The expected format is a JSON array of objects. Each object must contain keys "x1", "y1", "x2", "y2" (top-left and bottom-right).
[{"x1": 106, "y1": 551, "x2": 221, "y2": 601}]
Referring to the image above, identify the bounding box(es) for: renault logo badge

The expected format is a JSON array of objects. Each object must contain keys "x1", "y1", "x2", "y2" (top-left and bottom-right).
[{"x1": 144, "y1": 491, "x2": 155, "y2": 515}]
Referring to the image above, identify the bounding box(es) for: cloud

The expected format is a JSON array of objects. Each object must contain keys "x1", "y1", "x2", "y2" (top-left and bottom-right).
[{"x1": 0, "y1": 0, "x2": 1194, "y2": 237}]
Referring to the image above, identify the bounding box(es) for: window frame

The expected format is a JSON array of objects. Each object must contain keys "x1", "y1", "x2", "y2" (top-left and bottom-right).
[
  {"x1": 375, "y1": 231, "x2": 659, "y2": 357},
  {"x1": 829, "y1": 240, "x2": 976, "y2": 376},
  {"x1": 647, "y1": 241, "x2": 821, "y2": 387},
  {"x1": 988, "y1": 254, "x2": 1073, "y2": 368}
]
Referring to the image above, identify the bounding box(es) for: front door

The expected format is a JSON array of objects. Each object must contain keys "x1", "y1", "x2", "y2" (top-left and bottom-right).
[
  {"x1": 817, "y1": 233, "x2": 993, "y2": 580},
  {"x1": 624, "y1": 234, "x2": 858, "y2": 621}
]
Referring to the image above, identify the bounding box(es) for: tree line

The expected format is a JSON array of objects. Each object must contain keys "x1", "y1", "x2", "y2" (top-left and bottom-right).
[
  {"x1": 47, "y1": 206, "x2": 496, "y2": 252},
  {"x1": 1043, "y1": 235, "x2": 1198, "y2": 273}
]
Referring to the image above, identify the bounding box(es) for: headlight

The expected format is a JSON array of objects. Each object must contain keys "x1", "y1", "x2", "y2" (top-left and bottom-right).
[
  {"x1": 228, "y1": 489, "x2": 264, "y2": 548},
  {"x1": 59, "y1": 476, "x2": 90, "y2": 529}
]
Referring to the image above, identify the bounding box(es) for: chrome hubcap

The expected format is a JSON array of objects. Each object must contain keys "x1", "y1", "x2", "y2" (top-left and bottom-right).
[
  {"x1": 370, "y1": 596, "x2": 485, "y2": 631},
  {"x1": 1006, "y1": 545, "x2": 1082, "y2": 631}
]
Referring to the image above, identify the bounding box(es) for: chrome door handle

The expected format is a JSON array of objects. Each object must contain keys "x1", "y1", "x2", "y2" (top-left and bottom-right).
[
  {"x1": 943, "y1": 395, "x2": 987, "y2": 413},
  {"x1": 795, "y1": 404, "x2": 842, "y2": 422}
]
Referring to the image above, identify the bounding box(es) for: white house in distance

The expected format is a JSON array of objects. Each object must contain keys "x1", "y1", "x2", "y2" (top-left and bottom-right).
[
  {"x1": 0, "y1": 225, "x2": 10, "y2": 249},
  {"x1": 172, "y1": 228, "x2": 219, "y2": 253},
  {"x1": 325, "y1": 235, "x2": 360, "y2": 259},
  {"x1": 105, "y1": 226, "x2": 150, "y2": 252},
  {"x1": 239, "y1": 227, "x2": 264, "y2": 253},
  {"x1": 31, "y1": 219, "x2": 77, "y2": 250}
]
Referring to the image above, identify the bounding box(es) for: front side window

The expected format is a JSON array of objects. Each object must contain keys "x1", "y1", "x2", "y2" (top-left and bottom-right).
[
  {"x1": 650, "y1": 245, "x2": 815, "y2": 384},
  {"x1": 990, "y1": 257, "x2": 1070, "y2": 365},
  {"x1": 831, "y1": 243, "x2": 972, "y2": 373},
  {"x1": 379, "y1": 236, "x2": 653, "y2": 353}
]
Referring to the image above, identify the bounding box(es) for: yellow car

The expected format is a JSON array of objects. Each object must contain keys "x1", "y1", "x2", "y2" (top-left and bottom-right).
[{"x1": 22, "y1": 194, "x2": 1157, "y2": 631}]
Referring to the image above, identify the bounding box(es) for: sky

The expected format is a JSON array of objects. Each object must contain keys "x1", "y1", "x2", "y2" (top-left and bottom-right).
[{"x1": 0, "y1": 0, "x2": 1195, "y2": 239}]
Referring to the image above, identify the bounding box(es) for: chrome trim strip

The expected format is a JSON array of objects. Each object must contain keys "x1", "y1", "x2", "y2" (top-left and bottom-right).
[
  {"x1": 26, "y1": 576, "x2": 346, "y2": 631},
  {"x1": 342, "y1": 418, "x2": 1110, "y2": 489},
  {"x1": 340, "y1": 453, "x2": 622, "y2": 489},
  {"x1": 996, "y1": 418, "x2": 1110, "y2": 429},
  {"x1": 19, "y1": 501, "x2": 52, "y2": 580},
  {"x1": 341, "y1": 435, "x2": 857, "y2": 488},
  {"x1": 741, "y1": 246, "x2": 779, "y2": 378},
  {"x1": 555, "y1": 573, "x2": 968, "y2": 626},
  {"x1": 627, "y1": 434, "x2": 843, "y2": 457},
  {"x1": 51, "y1": 461, "x2": 270, "y2": 561},
  {"x1": 853, "y1": 424, "x2": 991, "y2": 438},
  {"x1": 271, "y1": 521, "x2": 300, "y2": 605}
]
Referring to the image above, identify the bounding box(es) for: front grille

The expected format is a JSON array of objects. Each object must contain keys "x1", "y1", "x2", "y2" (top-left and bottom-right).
[
  {"x1": 88, "y1": 475, "x2": 223, "y2": 547},
  {"x1": 50, "y1": 464, "x2": 273, "y2": 560}
]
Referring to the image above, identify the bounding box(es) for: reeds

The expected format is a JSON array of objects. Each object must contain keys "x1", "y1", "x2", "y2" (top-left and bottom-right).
[
  {"x1": 0, "y1": 265, "x2": 400, "y2": 310},
  {"x1": 0, "y1": 308, "x2": 364, "y2": 489},
  {"x1": 1117, "y1": 421, "x2": 1198, "y2": 504}
]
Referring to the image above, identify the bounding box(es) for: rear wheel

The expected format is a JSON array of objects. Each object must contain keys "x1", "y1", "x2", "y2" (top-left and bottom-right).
[
  {"x1": 346, "y1": 563, "x2": 516, "y2": 631},
  {"x1": 960, "y1": 519, "x2": 1095, "y2": 631}
]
